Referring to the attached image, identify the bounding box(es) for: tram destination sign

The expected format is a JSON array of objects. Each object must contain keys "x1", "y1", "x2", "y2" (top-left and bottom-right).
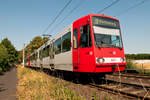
[{"x1": 92, "y1": 16, "x2": 120, "y2": 29}]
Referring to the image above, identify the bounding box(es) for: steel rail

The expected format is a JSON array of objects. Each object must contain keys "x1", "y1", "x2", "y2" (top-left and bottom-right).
[
  {"x1": 89, "y1": 83, "x2": 150, "y2": 100},
  {"x1": 111, "y1": 73, "x2": 150, "y2": 79}
]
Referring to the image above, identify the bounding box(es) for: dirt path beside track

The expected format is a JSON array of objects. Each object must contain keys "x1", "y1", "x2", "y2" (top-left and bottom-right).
[{"x1": 0, "y1": 67, "x2": 17, "y2": 100}]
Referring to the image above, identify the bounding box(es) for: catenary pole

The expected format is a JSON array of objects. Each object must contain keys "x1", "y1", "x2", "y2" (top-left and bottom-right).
[{"x1": 23, "y1": 43, "x2": 25, "y2": 67}]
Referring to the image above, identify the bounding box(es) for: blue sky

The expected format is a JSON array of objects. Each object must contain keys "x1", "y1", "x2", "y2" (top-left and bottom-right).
[{"x1": 0, "y1": 0, "x2": 150, "y2": 54}]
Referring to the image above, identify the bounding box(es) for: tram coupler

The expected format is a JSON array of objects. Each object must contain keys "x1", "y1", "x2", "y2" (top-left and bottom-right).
[{"x1": 112, "y1": 65, "x2": 119, "y2": 72}]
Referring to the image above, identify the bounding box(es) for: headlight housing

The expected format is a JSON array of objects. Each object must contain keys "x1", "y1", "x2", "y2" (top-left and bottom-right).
[
  {"x1": 96, "y1": 58, "x2": 105, "y2": 63},
  {"x1": 120, "y1": 57, "x2": 125, "y2": 63}
]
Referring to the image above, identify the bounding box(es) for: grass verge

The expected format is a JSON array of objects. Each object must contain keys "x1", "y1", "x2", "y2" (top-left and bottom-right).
[
  {"x1": 17, "y1": 65, "x2": 84, "y2": 100},
  {"x1": 126, "y1": 60, "x2": 136, "y2": 69}
]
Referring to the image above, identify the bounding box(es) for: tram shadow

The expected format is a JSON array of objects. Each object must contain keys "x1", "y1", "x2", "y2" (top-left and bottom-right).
[{"x1": 30, "y1": 67, "x2": 107, "y2": 85}]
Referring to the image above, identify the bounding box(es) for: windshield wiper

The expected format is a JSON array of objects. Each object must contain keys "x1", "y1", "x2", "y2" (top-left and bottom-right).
[
  {"x1": 111, "y1": 45, "x2": 123, "y2": 49},
  {"x1": 96, "y1": 44, "x2": 102, "y2": 48},
  {"x1": 95, "y1": 42, "x2": 102, "y2": 48}
]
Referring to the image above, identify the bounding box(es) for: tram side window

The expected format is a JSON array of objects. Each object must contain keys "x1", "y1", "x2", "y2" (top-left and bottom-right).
[
  {"x1": 55, "y1": 38, "x2": 61, "y2": 54},
  {"x1": 45, "y1": 45, "x2": 50, "y2": 57},
  {"x1": 35, "y1": 52, "x2": 38, "y2": 59},
  {"x1": 42, "y1": 48, "x2": 45, "y2": 58},
  {"x1": 33, "y1": 54, "x2": 35, "y2": 60},
  {"x1": 73, "y1": 29, "x2": 78, "y2": 49},
  {"x1": 42, "y1": 45, "x2": 50, "y2": 58},
  {"x1": 80, "y1": 24, "x2": 92, "y2": 48},
  {"x1": 62, "y1": 32, "x2": 71, "y2": 52},
  {"x1": 39, "y1": 50, "x2": 42, "y2": 59},
  {"x1": 30, "y1": 55, "x2": 32, "y2": 60},
  {"x1": 31, "y1": 54, "x2": 35, "y2": 60},
  {"x1": 34, "y1": 55, "x2": 35, "y2": 60}
]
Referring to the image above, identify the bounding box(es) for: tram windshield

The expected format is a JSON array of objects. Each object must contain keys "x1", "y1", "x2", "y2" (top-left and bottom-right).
[{"x1": 92, "y1": 16, "x2": 123, "y2": 48}]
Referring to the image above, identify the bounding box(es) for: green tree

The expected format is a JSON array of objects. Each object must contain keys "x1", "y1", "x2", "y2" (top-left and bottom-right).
[
  {"x1": 43, "y1": 37, "x2": 49, "y2": 44},
  {"x1": 125, "y1": 54, "x2": 150, "y2": 60},
  {"x1": 25, "y1": 36, "x2": 43, "y2": 56},
  {"x1": 0, "y1": 44, "x2": 9, "y2": 71},
  {"x1": 25, "y1": 36, "x2": 50, "y2": 57},
  {"x1": 17, "y1": 50, "x2": 23, "y2": 64},
  {"x1": 1, "y1": 38, "x2": 18, "y2": 66}
]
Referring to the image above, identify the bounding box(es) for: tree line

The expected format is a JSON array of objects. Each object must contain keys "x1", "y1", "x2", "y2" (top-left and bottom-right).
[
  {"x1": 125, "y1": 54, "x2": 150, "y2": 60},
  {"x1": 18, "y1": 36, "x2": 49, "y2": 63},
  {"x1": 25, "y1": 36, "x2": 49, "y2": 57},
  {"x1": 0, "y1": 38, "x2": 18, "y2": 73},
  {"x1": 0, "y1": 36, "x2": 49, "y2": 73}
]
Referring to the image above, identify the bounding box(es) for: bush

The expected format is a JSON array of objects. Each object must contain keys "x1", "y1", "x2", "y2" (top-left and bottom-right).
[
  {"x1": 126, "y1": 60, "x2": 136, "y2": 69},
  {"x1": 125, "y1": 54, "x2": 150, "y2": 60},
  {"x1": 0, "y1": 38, "x2": 19, "y2": 73},
  {"x1": 0, "y1": 67, "x2": 2, "y2": 74},
  {"x1": 0, "y1": 44, "x2": 9, "y2": 71},
  {"x1": 1, "y1": 38, "x2": 18, "y2": 66}
]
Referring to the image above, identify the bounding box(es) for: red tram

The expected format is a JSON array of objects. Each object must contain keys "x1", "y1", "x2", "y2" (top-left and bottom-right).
[{"x1": 25, "y1": 14, "x2": 126, "y2": 74}]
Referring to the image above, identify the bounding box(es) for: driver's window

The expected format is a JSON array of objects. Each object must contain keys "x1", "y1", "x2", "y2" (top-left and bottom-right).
[{"x1": 111, "y1": 35, "x2": 120, "y2": 46}]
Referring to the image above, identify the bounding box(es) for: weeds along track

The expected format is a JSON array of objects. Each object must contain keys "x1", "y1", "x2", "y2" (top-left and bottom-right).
[
  {"x1": 30, "y1": 67, "x2": 150, "y2": 99},
  {"x1": 88, "y1": 79, "x2": 150, "y2": 100}
]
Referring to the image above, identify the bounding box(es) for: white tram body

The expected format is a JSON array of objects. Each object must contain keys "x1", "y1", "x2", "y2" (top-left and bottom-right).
[{"x1": 29, "y1": 24, "x2": 73, "y2": 71}]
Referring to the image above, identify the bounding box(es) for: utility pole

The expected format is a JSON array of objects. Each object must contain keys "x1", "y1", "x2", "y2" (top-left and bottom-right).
[
  {"x1": 23, "y1": 43, "x2": 25, "y2": 67},
  {"x1": 0, "y1": 33, "x2": 2, "y2": 42},
  {"x1": 42, "y1": 34, "x2": 51, "y2": 42},
  {"x1": 42, "y1": 34, "x2": 51, "y2": 37}
]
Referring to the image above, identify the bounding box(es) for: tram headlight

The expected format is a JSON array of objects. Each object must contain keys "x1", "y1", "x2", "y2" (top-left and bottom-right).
[
  {"x1": 96, "y1": 58, "x2": 105, "y2": 63},
  {"x1": 120, "y1": 57, "x2": 125, "y2": 63}
]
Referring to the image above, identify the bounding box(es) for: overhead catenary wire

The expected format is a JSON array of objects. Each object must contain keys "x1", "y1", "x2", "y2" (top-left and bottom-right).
[
  {"x1": 50, "y1": 0, "x2": 86, "y2": 36},
  {"x1": 97, "y1": 0, "x2": 120, "y2": 14},
  {"x1": 42, "y1": 0, "x2": 73, "y2": 34},
  {"x1": 49, "y1": 0, "x2": 120, "y2": 36},
  {"x1": 114, "y1": 0, "x2": 149, "y2": 17}
]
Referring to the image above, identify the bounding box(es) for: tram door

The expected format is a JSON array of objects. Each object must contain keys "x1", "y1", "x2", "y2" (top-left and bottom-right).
[
  {"x1": 73, "y1": 18, "x2": 92, "y2": 72},
  {"x1": 79, "y1": 23, "x2": 92, "y2": 72},
  {"x1": 73, "y1": 22, "x2": 79, "y2": 71}
]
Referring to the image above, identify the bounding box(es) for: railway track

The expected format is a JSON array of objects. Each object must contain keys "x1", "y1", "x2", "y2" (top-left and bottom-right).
[
  {"x1": 89, "y1": 79, "x2": 150, "y2": 100},
  {"x1": 106, "y1": 73, "x2": 150, "y2": 89},
  {"x1": 111, "y1": 73, "x2": 150, "y2": 79}
]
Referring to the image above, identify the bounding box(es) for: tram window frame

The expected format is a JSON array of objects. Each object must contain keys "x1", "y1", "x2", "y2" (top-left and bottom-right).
[
  {"x1": 80, "y1": 24, "x2": 92, "y2": 48},
  {"x1": 73, "y1": 28, "x2": 78, "y2": 49},
  {"x1": 62, "y1": 32, "x2": 71, "y2": 52}
]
